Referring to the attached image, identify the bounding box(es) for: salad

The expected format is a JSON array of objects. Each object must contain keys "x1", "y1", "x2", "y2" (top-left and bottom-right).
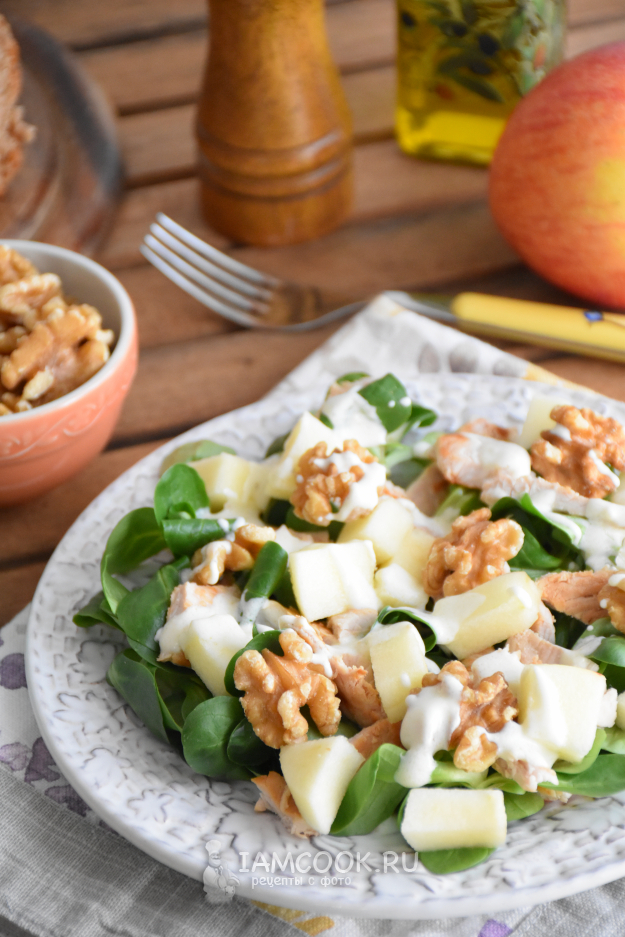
[{"x1": 76, "y1": 372, "x2": 625, "y2": 875}]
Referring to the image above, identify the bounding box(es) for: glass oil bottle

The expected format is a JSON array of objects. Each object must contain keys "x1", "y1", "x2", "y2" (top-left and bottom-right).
[{"x1": 396, "y1": 0, "x2": 566, "y2": 165}]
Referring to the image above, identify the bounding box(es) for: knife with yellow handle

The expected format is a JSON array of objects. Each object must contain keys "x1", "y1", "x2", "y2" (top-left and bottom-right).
[{"x1": 396, "y1": 291, "x2": 625, "y2": 364}]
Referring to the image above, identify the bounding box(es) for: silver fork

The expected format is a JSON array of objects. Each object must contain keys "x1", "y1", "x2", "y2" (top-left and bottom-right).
[{"x1": 140, "y1": 214, "x2": 366, "y2": 331}]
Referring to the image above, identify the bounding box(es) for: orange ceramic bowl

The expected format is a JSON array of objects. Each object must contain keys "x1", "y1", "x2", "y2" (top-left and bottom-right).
[{"x1": 0, "y1": 241, "x2": 137, "y2": 506}]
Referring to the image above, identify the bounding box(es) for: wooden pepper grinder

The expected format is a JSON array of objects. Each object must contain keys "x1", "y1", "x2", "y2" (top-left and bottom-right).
[{"x1": 196, "y1": 0, "x2": 353, "y2": 247}]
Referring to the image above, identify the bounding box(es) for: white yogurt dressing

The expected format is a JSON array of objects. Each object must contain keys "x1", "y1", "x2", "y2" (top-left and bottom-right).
[
  {"x1": 321, "y1": 385, "x2": 387, "y2": 448},
  {"x1": 549, "y1": 423, "x2": 572, "y2": 442},
  {"x1": 482, "y1": 721, "x2": 557, "y2": 774},
  {"x1": 155, "y1": 590, "x2": 240, "y2": 658},
  {"x1": 312, "y1": 450, "x2": 387, "y2": 522},
  {"x1": 395, "y1": 674, "x2": 464, "y2": 788},
  {"x1": 588, "y1": 449, "x2": 620, "y2": 486}
]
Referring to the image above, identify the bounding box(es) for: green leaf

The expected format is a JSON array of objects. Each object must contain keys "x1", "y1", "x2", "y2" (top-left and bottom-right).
[
  {"x1": 265, "y1": 432, "x2": 290, "y2": 458},
  {"x1": 503, "y1": 791, "x2": 544, "y2": 822},
  {"x1": 154, "y1": 664, "x2": 211, "y2": 731},
  {"x1": 542, "y1": 754, "x2": 625, "y2": 797},
  {"x1": 272, "y1": 567, "x2": 298, "y2": 611},
  {"x1": 429, "y1": 761, "x2": 488, "y2": 787},
  {"x1": 261, "y1": 499, "x2": 291, "y2": 527},
  {"x1": 336, "y1": 371, "x2": 370, "y2": 385},
  {"x1": 181, "y1": 697, "x2": 250, "y2": 779},
  {"x1": 554, "y1": 611, "x2": 588, "y2": 651},
  {"x1": 490, "y1": 495, "x2": 583, "y2": 567},
  {"x1": 284, "y1": 506, "x2": 343, "y2": 541},
  {"x1": 319, "y1": 413, "x2": 334, "y2": 429},
  {"x1": 591, "y1": 636, "x2": 625, "y2": 669},
  {"x1": 224, "y1": 630, "x2": 284, "y2": 697},
  {"x1": 389, "y1": 457, "x2": 429, "y2": 490},
  {"x1": 331, "y1": 744, "x2": 406, "y2": 835},
  {"x1": 436, "y1": 484, "x2": 483, "y2": 520},
  {"x1": 418, "y1": 847, "x2": 495, "y2": 874},
  {"x1": 100, "y1": 508, "x2": 166, "y2": 614},
  {"x1": 73, "y1": 591, "x2": 121, "y2": 630},
  {"x1": 159, "y1": 440, "x2": 236, "y2": 475},
  {"x1": 512, "y1": 527, "x2": 565, "y2": 571},
  {"x1": 554, "y1": 729, "x2": 605, "y2": 775},
  {"x1": 154, "y1": 463, "x2": 210, "y2": 525},
  {"x1": 358, "y1": 374, "x2": 413, "y2": 433},
  {"x1": 161, "y1": 517, "x2": 229, "y2": 557},
  {"x1": 116, "y1": 561, "x2": 181, "y2": 662},
  {"x1": 602, "y1": 725, "x2": 625, "y2": 754},
  {"x1": 479, "y1": 776, "x2": 524, "y2": 794},
  {"x1": 227, "y1": 718, "x2": 274, "y2": 767},
  {"x1": 240, "y1": 542, "x2": 289, "y2": 626},
  {"x1": 107, "y1": 649, "x2": 170, "y2": 743}
]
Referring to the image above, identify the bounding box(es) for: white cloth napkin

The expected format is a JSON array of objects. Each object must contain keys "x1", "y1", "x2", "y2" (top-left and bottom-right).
[{"x1": 0, "y1": 297, "x2": 618, "y2": 937}]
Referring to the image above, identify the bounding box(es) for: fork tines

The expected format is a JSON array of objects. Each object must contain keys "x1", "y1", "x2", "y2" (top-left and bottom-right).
[{"x1": 141, "y1": 213, "x2": 279, "y2": 328}]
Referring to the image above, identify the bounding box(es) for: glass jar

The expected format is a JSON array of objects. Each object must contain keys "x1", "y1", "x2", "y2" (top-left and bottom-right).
[{"x1": 396, "y1": 0, "x2": 566, "y2": 165}]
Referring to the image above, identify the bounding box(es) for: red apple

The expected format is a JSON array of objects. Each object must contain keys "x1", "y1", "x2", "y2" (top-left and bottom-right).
[{"x1": 489, "y1": 43, "x2": 625, "y2": 309}]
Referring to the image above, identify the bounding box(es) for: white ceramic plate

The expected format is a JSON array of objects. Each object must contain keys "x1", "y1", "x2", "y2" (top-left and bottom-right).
[{"x1": 26, "y1": 374, "x2": 625, "y2": 919}]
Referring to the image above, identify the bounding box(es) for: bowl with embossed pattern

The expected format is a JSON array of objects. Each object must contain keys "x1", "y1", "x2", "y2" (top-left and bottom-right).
[{"x1": 0, "y1": 240, "x2": 137, "y2": 506}]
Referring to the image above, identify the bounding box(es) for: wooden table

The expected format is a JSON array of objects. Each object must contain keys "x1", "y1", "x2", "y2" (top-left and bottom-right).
[{"x1": 2, "y1": 0, "x2": 625, "y2": 626}]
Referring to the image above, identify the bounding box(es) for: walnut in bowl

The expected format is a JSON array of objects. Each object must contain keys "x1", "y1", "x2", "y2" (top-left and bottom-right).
[{"x1": 0, "y1": 240, "x2": 137, "y2": 505}]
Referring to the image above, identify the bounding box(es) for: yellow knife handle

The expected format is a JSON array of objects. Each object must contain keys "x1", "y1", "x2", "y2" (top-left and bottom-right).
[{"x1": 451, "y1": 292, "x2": 625, "y2": 362}]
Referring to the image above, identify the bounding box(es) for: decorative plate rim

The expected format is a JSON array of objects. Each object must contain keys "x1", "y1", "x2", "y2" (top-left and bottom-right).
[{"x1": 25, "y1": 373, "x2": 625, "y2": 920}]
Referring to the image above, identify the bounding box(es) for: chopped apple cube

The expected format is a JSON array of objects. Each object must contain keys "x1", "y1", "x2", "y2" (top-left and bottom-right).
[
  {"x1": 518, "y1": 664, "x2": 607, "y2": 763},
  {"x1": 266, "y1": 412, "x2": 336, "y2": 500},
  {"x1": 192, "y1": 453, "x2": 253, "y2": 511},
  {"x1": 280, "y1": 736, "x2": 365, "y2": 834},
  {"x1": 181, "y1": 614, "x2": 248, "y2": 696},
  {"x1": 338, "y1": 497, "x2": 414, "y2": 564},
  {"x1": 289, "y1": 541, "x2": 379, "y2": 621},
  {"x1": 368, "y1": 622, "x2": 429, "y2": 722},
  {"x1": 392, "y1": 527, "x2": 435, "y2": 583},
  {"x1": 401, "y1": 788, "x2": 507, "y2": 852},
  {"x1": 517, "y1": 394, "x2": 568, "y2": 450},
  {"x1": 374, "y1": 563, "x2": 428, "y2": 609},
  {"x1": 435, "y1": 571, "x2": 540, "y2": 660}
]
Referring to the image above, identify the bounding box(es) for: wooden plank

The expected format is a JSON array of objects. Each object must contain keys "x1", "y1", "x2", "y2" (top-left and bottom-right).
[
  {"x1": 117, "y1": 65, "x2": 399, "y2": 186},
  {"x1": 96, "y1": 177, "x2": 229, "y2": 270},
  {"x1": 116, "y1": 264, "x2": 236, "y2": 348},
  {"x1": 0, "y1": 562, "x2": 47, "y2": 628},
  {"x1": 78, "y1": 5, "x2": 625, "y2": 116},
  {"x1": 528, "y1": 356, "x2": 625, "y2": 402},
  {"x1": 114, "y1": 326, "x2": 339, "y2": 444},
  {"x1": 11, "y1": 0, "x2": 623, "y2": 53},
  {"x1": 569, "y1": 0, "x2": 625, "y2": 25},
  {"x1": 346, "y1": 67, "x2": 395, "y2": 142},
  {"x1": 119, "y1": 104, "x2": 196, "y2": 187},
  {"x1": 99, "y1": 143, "x2": 488, "y2": 270},
  {"x1": 78, "y1": 0, "x2": 394, "y2": 113},
  {"x1": 0, "y1": 441, "x2": 165, "y2": 569},
  {"x1": 227, "y1": 201, "x2": 516, "y2": 307},
  {"x1": 567, "y1": 17, "x2": 625, "y2": 57},
  {"x1": 4, "y1": 0, "x2": 207, "y2": 49}
]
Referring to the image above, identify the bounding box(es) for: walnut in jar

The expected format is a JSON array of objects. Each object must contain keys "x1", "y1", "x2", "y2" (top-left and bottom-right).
[{"x1": 0, "y1": 247, "x2": 115, "y2": 417}]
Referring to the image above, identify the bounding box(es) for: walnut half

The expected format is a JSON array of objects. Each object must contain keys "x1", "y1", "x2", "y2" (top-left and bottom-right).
[
  {"x1": 420, "y1": 660, "x2": 518, "y2": 773},
  {"x1": 234, "y1": 629, "x2": 341, "y2": 748},
  {"x1": 422, "y1": 507, "x2": 524, "y2": 599},
  {"x1": 531, "y1": 405, "x2": 625, "y2": 499},
  {"x1": 290, "y1": 439, "x2": 384, "y2": 526}
]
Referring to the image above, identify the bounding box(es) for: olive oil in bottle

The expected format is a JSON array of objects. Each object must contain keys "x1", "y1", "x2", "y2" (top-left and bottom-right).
[{"x1": 396, "y1": 0, "x2": 566, "y2": 165}]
